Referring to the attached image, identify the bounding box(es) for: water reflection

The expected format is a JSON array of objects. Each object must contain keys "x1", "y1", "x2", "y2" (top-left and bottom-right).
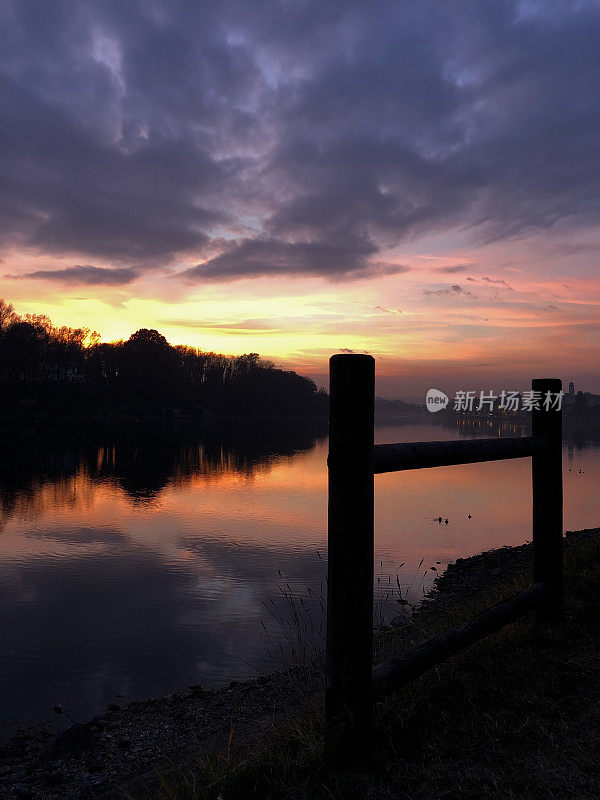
[
  {"x1": 0, "y1": 418, "x2": 328, "y2": 523},
  {"x1": 0, "y1": 417, "x2": 598, "y2": 737}
]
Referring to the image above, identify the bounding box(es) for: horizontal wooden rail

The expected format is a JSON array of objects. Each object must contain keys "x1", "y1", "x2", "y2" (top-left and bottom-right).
[
  {"x1": 373, "y1": 435, "x2": 549, "y2": 474},
  {"x1": 372, "y1": 582, "x2": 549, "y2": 697}
]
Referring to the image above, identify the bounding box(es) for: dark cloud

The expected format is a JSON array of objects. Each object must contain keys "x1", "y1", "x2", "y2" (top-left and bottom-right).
[
  {"x1": 182, "y1": 237, "x2": 410, "y2": 281},
  {"x1": 8, "y1": 265, "x2": 139, "y2": 285},
  {"x1": 374, "y1": 305, "x2": 401, "y2": 314},
  {"x1": 481, "y1": 277, "x2": 510, "y2": 286},
  {"x1": 423, "y1": 284, "x2": 474, "y2": 297},
  {"x1": 1, "y1": 0, "x2": 599, "y2": 281},
  {"x1": 438, "y1": 265, "x2": 467, "y2": 274}
]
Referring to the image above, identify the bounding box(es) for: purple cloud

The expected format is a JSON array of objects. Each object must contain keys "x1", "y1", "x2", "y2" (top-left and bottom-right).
[
  {"x1": 1, "y1": 1, "x2": 599, "y2": 282},
  {"x1": 7, "y1": 265, "x2": 139, "y2": 286}
]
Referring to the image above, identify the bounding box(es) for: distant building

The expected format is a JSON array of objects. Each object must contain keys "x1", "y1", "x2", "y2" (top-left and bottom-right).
[
  {"x1": 562, "y1": 381, "x2": 600, "y2": 410},
  {"x1": 570, "y1": 388, "x2": 600, "y2": 411},
  {"x1": 564, "y1": 380, "x2": 576, "y2": 407}
]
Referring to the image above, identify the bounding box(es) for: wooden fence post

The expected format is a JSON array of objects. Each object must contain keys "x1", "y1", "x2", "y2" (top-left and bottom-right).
[
  {"x1": 531, "y1": 377, "x2": 563, "y2": 623},
  {"x1": 326, "y1": 354, "x2": 375, "y2": 755}
]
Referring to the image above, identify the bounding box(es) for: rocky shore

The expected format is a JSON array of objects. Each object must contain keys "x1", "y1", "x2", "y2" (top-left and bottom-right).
[
  {"x1": 1, "y1": 527, "x2": 598, "y2": 800},
  {"x1": 0, "y1": 668, "x2": 311, "y2": 800}
]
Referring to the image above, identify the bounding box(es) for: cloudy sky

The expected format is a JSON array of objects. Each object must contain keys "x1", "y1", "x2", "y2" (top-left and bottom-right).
[{"x1": 1, "y1": 0, "x2": 599, "y2": 396}]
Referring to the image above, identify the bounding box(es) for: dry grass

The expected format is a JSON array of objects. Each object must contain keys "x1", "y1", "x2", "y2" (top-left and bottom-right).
[{"x1": 132, "y1": 533, "x2": 600, "y2": 800}]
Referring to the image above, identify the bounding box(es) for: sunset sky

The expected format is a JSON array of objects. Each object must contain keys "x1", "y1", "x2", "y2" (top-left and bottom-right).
[{"x1": 2, "y1": 0, "x2": 599, "y2": 398}]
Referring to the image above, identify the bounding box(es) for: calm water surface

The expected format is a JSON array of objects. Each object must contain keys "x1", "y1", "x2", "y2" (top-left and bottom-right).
[{"x1": 1, "y1": 417, "x2": 599, "y2": 736}]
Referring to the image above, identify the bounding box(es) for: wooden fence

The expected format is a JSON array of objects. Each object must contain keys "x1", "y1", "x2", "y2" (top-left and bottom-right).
[{"x1": 325, "y1": 353, "x2": 563, "y2": 753}]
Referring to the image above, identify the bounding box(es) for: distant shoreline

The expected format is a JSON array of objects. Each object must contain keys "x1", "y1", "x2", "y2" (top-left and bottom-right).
[
  {"x1": 0, "y1": 408, "x2": 330, "y2": 425},
  {"x1": 1, "y1": 406, "x2": 598, "y2": 432}
]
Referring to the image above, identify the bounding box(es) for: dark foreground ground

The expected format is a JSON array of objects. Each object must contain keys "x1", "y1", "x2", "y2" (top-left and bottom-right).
[{"x1": 2, "y1": 527, "x2": 600, "y2": 800}]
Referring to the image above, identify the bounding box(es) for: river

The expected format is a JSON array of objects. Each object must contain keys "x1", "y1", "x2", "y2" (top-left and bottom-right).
[{"x1": 1, "y1": 416, "x2": 598, "y2": 736}]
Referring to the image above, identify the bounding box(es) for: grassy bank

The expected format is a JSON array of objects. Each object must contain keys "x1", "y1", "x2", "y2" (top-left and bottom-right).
[{"x1": 138, "y1": 528, "x2": 600, "y2": 800}]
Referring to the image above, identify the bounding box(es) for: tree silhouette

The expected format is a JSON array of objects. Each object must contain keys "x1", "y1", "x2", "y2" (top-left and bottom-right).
[
  {"x1": 0, "y1": 299, "x2": 16, "y2": 333},
  {"x1": 0, "y1": 300, "x2": 327, "y2": 417}
]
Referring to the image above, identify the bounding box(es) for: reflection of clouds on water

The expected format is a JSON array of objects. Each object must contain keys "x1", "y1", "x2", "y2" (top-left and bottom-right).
[
  {"x1": 179, "y1": 535, "x2": 325, "y2": 588},
  {"x1": 24, "y1": 525, "x2": 127, "y2": 544},
  {"x1": 0, "y1": 536, "x2": 324, "y2": 737}
]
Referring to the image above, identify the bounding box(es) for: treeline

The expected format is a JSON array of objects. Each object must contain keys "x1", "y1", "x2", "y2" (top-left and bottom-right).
[
  {"x1": 0, "y1": 299, "x2": 328, "y2": 417},
  {"x1": 374, "y1": 396, "x2": 425, "y2": 418}
]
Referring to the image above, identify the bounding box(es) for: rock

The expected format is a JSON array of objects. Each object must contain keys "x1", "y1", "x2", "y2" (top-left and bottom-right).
[
  {"x1": 43, "y1": 769, "x2": 64, "y2": 786},
  {"x1": 52, "y1": 723, "x2": 98, "y2": 757}
]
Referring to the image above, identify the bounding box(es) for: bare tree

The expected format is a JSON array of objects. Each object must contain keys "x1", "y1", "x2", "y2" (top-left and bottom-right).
[{"x1": 0, "y1": 298, "x2": 16, "y2": 333}]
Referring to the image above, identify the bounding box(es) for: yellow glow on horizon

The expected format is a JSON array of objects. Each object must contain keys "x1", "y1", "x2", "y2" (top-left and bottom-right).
[{"x1": 2, "y1": 235, "x2": 599, "y2": 392}]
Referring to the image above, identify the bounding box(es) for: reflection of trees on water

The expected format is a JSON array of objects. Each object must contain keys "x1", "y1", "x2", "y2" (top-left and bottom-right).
[
  {"x1": 0, "y1": 419, "x2": 328, "y2": 524},
  {"x1": 566, "y1": 437, "x2": 600, "y2": 465},
  {"x1": 2, "y1": 414, "x2": 596, "y2": 527}
]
